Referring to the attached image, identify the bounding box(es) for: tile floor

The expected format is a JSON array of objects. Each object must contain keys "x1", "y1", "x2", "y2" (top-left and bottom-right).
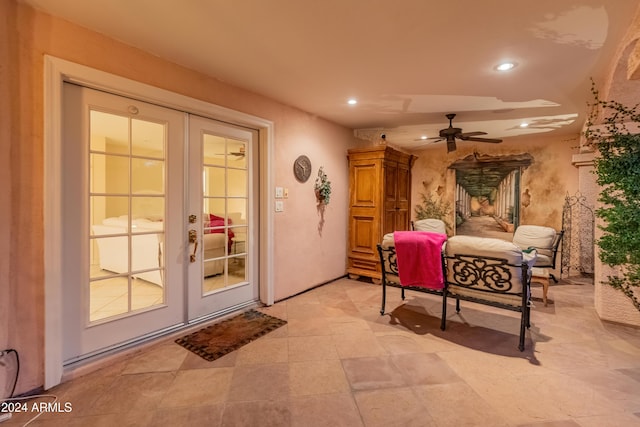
[{"x1": 5, "y1": 277, "x2": 640, "y2": 426}]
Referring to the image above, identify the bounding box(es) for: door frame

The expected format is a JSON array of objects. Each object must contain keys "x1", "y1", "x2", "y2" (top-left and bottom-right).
[{"x1": 43, "y1": 55, "x2": 275, "y2": 389}]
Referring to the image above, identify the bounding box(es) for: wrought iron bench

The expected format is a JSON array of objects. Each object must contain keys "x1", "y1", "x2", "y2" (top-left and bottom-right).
[{"x1": 378, "y1": 233, "x2": 537, "y2": 351}]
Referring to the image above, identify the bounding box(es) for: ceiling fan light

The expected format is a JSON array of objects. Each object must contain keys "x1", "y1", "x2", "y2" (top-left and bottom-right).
[{"x1": 495, "y1": 62, "x2": 516, "y2": 71}]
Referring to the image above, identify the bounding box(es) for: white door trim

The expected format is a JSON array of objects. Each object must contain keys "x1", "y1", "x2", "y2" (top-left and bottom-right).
[{"x1": 43, "y1": 55, "x2": 275, "y2": 389}]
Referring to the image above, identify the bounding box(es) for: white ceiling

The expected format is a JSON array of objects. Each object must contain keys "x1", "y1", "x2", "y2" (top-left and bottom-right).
[{"x1": 21, "y1": 0, "x2": 640, "y2": 150}]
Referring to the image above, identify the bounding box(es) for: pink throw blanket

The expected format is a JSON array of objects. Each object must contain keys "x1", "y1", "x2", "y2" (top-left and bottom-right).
[{"x1": 393, "y1": 231, "x2": 447, "y2": 289}]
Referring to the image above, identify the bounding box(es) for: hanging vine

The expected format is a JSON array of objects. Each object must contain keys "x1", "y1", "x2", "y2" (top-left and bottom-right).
[
  {"x1": 314, "y1": 166, "x2": 331, "y2": 205},
  {"x1": 584, "y1": 80, "x2": 640, "y2": 312}
]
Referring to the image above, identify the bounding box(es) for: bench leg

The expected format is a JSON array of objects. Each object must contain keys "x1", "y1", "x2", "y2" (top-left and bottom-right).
[
  {"x1": 380, "y1": 280, "x2": 387, "y2": 315},
  {"x1": 519, "y1": 310, "x2": 526, "y2": 352},
  {"x1": 440, "y1": 291, "x2": 447, "y2": 331}
]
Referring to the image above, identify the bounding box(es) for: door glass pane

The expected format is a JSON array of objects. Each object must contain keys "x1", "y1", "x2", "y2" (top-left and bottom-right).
[
  {"x1": 203, "y1": 134, "x2": 226, "y2": 166},
  {"x1": 228, "y1": 199, "x2": 247, "y2": 256},
  {"x1": 227, "y1": 139, "x2": 247, "y2": 169},
  {"x1": 89, "y1": 277, "x2": 128, "y2": 321},
  {"x1": 90, "y1": 236, "x2": 126, "y2": 279},
  {"x1": 132, "y1": 158, "x2": 164, "y2": 194},
  {"x1": 228, "y1": 198, "x2": 246, "y2": 220},
  {"x1": 132, "y1": 119, "x2": 165, "y2": 158},
  {"x1": 90, "y1": 154, "x2": 129, "y2": 194},
  {"x1": 204, "y1": 166, "x2": 225, "y2": 197},
  {"x1": 90, "y1": 196, "x2": 129, "y2": 234},
  {"x1": 228, "y1": 169, "x2": 247, "y2": 197},
  {"x1": 228, "y1": 255, "x2": 246, "y2": 286},
  {"x1": 204, "y1": 198, "x2": 225, "y2": 218},
  {"x1": 90, "y1": 110, "x2": 128, "y2": 155},
  {"x1": 88, "y1": 109, "x2": 166, "y2": 323},
  {"x1": 132, "y1": 197, "x2": 165, "y2": 224}
]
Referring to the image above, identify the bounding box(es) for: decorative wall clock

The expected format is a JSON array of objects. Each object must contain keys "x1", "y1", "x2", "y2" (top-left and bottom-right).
[{"x1": 293, "y1": 155, "x2": 312, "y2": 182}]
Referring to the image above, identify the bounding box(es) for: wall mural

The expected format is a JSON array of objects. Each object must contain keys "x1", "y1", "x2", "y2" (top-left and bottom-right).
[{"x1": 449, "y1": 152, "x2": 533, "y2": 239}]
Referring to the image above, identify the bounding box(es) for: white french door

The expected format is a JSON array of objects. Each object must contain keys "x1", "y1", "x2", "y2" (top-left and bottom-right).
[
  {"x1": 61, "y1": 84, "x2": 258, "y2": 363},
  {"x1": 187, "y1": 116, "x2": 258, "y2": 321}
]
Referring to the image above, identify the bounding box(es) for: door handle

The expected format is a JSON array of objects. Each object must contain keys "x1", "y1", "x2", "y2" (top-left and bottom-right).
[
  {"x1": 190, "y1": 241, "x2": 198, "y2": 263},
  {"x1": 189, "y1": 229, "x2": 198, "y2": 263}
]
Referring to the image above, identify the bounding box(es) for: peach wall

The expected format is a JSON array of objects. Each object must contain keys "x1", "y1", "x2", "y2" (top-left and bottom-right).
[
  {"x1": 409, "y1": 133, "x2": 579, "y2": 232},
  {"x1": 0, "y1": 0, "x2": 16, "y2": 375},
  {"x1": 3, "y1": 1, "x2": 359, "y2": 394}
]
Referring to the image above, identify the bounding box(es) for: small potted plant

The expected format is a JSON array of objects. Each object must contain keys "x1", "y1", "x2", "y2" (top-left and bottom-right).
[{"x1": 314, "y1": 166, "x2": 331, "y2": 205}]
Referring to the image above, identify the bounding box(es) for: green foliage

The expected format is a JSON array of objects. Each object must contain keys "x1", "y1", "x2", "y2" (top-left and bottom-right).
[
  {"x1": 585, "y1": 80, "x2": 640, "y2": 311},
  {"x1": 314, "y1": 166, "x2": 331, "y2": 205},
  {"x1": 414, "y1": 188, "x2": 452, "y2": 231}
]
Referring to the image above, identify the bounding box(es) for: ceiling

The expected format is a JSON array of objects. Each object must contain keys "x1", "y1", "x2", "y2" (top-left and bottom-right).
[{"x1": 21, "y1": 0, "x2": 640, "y2": 150}]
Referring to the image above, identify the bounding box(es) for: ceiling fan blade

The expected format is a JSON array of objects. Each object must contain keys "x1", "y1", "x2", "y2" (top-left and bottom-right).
[
  {"x1": 464, "y1": 137, "x2": 503, "y2": 143},
  {"x1": 458, "y1": 131, "x2": 487, "y2": 139},
  {"x1": 413, "y1": 137, "x2": 443, "y2": 142}
]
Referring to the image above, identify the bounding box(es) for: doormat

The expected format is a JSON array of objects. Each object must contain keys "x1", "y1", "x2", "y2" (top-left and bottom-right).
[{"x1": 175, "y1": 309, "x2": 287, "y2": 361}]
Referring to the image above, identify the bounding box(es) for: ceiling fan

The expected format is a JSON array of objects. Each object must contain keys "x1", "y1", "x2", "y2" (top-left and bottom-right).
[
  {"x1": 215, "y1": 144, "x2": 246, "y2": 158},
  {"x1": 417, "y1": 113, "x2": 502, "y2": 152}
]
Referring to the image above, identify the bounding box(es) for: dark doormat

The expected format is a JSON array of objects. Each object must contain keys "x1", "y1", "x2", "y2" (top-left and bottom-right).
[{"x1": 175, "y1": 309, "x2": 287, "y2": 361}]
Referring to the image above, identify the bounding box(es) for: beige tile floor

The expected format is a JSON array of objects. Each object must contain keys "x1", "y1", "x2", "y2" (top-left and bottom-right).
[{"x1": 6, "y1": 277, "x2": 640, "y2": 426}]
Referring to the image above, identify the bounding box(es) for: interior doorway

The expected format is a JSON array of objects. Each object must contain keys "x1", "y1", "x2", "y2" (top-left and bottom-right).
[
  {"x1": 45, "y1": 56, "x2": 275, "y2": 389},
  {"x1": 61, "y1": 84, "x2": 260, "y2": 364}
]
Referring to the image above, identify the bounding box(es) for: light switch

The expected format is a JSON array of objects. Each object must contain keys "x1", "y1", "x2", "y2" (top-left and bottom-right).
[
  {"x1": 275, "y1": 187, "x2": 284, "y2": 199},
  {"x1": 275, "y1": 200, "x2": 284, "y2": 212}
]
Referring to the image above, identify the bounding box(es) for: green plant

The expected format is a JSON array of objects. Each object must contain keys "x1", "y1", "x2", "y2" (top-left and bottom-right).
[
  {"x1": 414, "y1": 187, "x2": 452, "y2": 231},
  {"x1": 584, "y1": 80, "x2": 640, "y2": 312},
  {"x1": 314, "y1": 166, "x2": 331, "y2": 205}
]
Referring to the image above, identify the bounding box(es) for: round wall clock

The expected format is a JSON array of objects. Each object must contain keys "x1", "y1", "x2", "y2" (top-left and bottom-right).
[{"x1": 293, "y1": 155, "x2": 312, "y2": 183}]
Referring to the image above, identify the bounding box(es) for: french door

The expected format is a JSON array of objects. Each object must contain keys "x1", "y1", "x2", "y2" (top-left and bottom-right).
[
  {"x1": 187, "y1": 116, "x2": 258, "y2": 321},
  {"x1": 61, "y1": 84, "x2": 258, "y2": 363}
]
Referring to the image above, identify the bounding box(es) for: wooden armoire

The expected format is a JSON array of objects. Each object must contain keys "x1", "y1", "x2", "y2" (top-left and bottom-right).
[{"x1": 347, "y1": 145, "x2": 416, "y2": 281}]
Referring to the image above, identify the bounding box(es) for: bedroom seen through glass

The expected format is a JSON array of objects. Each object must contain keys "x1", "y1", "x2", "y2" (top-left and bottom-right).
[
  {"x1": 88, "y1": 109, "x2": 166, "y2": 322},
  {"x1": 201, "y1": 133, "x2": 248, "y2": 293}
]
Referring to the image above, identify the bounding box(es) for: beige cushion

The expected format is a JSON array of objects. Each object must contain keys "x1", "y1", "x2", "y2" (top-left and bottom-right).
[
  {"x1": 445, "y1": 235, "x2": 523, "y2": 264},
  {"x1": 513, "y1": 225, "x2": 556, "y2": 255},
  {"x1": 444, "y1": 235, "x2": 535, "y2": 306},
  {"x1": 413, "y1": 219, "x2": 446, "y2": 234}
]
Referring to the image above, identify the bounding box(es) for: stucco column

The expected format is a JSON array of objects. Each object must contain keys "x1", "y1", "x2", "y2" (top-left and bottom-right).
[{"x1": 573, "y1": 151, "x2": 640, "y2": 326}]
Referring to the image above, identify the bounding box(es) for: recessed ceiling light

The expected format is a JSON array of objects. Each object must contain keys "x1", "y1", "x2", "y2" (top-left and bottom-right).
[
  {"x1": 519, "y1": 122, "x2": 529, "y2": 128},
  {"x1": 495, "y1": 62, "x2": 517, "y2": 71},
  {"x1": 420, "y1": 135, "x2": 428, "y2": 140},
  {"x1": 347, "y1": 98, "x2": 358, "y2": 105}
]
